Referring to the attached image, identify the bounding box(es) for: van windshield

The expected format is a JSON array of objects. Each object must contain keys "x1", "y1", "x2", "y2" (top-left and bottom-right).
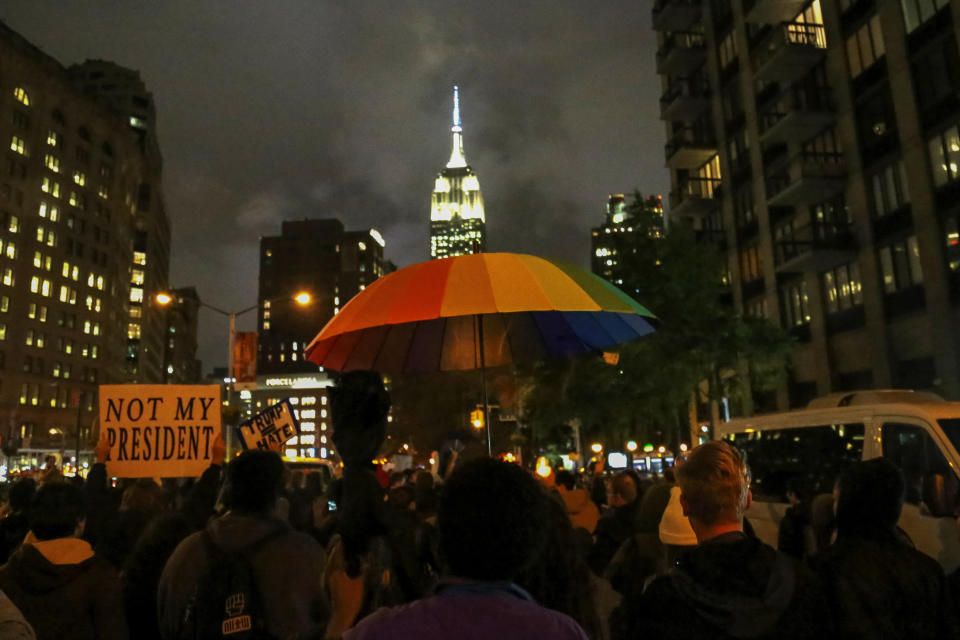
[{"x1": 937, "y1": 419, "x2": 960, "y2": 456}]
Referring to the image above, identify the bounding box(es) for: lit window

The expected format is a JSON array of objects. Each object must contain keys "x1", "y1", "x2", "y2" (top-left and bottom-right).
[
  {"x1": 7, "y1": 215, "x2": 18, "y2": 233},
  {"x1": 97, "y1": 185, "x2": 108, "y2": 200},
  {"x1": 40, "y1": 279, "x2": 51, "y2": 297},
  {"x1": 96, "y1": 276, "x2": 104, "y2": 290},
  {"x1": 41, "y1": 178, "x2": 60, "y2": 198},
  {"x1": 46, "y1": 131, "x2": 59, "y2": 147},
  {"x1": 130, "y1": 287, "x2": 144, "y2": 303},
  {"x1": 358, "y1": 241, "x2": 366, "y2": 250},
  {"x1": 4, "y1": 242, "x2": 15, "y2": 259},
  {"x1": 10, "y1": 136, "x2": 25, "y2": 155},
  {"x1": 263, "y1": 320, "x2": 270, "y2": 330},
  {"x1": 128, "y1": 323, "x2": 141, "y2": 339},
  {"x1": 73, "y1": 171, "x2": 85, "y2": 186},
  {"x1": 131, "y1": 269, "x2": 144, "y2": 286},
  {"x1": 13, "y1": 87, "x2": 29, "y2": 105},
  {"x1": 30, "y1": 276, "x2": 39, "y2": 293},
  {"x1": 44, "y1": 155, "x2": 60, "y2": 173},
  {"x1": 2, "y1": 268, "x2": 13, "y2": 286},
  {"x1": 133, "y1": 251, "x2": 147, "y2": 266},
  {"x1": 59, "y1": 286, "x2": 69, "y2": 303}
]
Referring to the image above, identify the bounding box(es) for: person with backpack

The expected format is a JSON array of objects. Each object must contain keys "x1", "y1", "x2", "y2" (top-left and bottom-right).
[{"x1": 157, "y1": 450, "x2": 328, "y2": 640}]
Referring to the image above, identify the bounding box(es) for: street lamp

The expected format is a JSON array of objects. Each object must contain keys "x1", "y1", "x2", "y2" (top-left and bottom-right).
[
  {"x1": 626, "y1": 440, "x2": 638, "y2": 452},
  {"x1": 590, "y1": 442, "x2": 603, "y2": 454},
  {"x1": 155, "y1": 289, "x2": 313, "y2": 457}
]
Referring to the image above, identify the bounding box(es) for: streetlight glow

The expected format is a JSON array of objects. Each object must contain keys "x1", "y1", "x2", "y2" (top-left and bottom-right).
[
  {"x1": 626, "y1": 440, "x2": 638, "y2": 452},
  {"x1": 590, "y1": 442, "x2": 603, "y2": 454},
  {"x1": 155, "y1": 292, "x2": 173, "y2": 305},
  {"x1": 294, "y1": 291, "x2": 312, "y2": 305}
]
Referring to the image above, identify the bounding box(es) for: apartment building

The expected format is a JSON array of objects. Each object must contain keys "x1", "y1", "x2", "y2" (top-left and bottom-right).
[{"x1": 654, "y1": 0, "x2": 960, "y2": 408}]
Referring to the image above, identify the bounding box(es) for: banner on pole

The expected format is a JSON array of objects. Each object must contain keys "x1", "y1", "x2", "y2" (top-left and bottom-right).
[
  {"x1": 99, "y1": 384, "x2": 222, "y2": 478},
  {"x1": 237, "y1": 400, "x2": 300, "y2": 452}
]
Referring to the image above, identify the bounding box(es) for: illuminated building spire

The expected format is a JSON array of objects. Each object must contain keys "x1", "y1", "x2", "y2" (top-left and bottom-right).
[{"x1": 447, "y1": 85, "x2": 467, "y2": 169}]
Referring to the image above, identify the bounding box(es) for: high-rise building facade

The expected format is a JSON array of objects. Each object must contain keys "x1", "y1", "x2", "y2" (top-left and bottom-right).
[
  {"x1": 654, "y1": 0, "x2": 960, "y2": 407},
  {"x1": 257, "y1": 219, "x2": 386, "y2": 375},
  {"x1": 70, "y1": 60, "x2": 170, "y2": 383},
  {"x1": 430, "y1": 86, "x2": 486, "y2": 259},
  {"x1": 591, "y1": 193, "x2": 664, "y2": 287},
  {"x1": 0, "y1": 22, "x2": 170, "y2": 466},
  {"x1": 161, "y1": 286, "x2": 201, "y2": 384}
]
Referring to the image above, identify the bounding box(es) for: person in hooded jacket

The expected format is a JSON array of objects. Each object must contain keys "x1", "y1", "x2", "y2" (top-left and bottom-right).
[
  {"x1": 0, "y1": 482, "x2": 128, "y2": 640},
  {"x1": 633, "y1": 441, "x2": 830, "y2": 640},
  {"x1": 812, "y1": 458, "x2": 958, "y2": 639}
]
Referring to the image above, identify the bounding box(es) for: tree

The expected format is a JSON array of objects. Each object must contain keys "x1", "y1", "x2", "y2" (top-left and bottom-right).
[{"x1": 519, "y1": 191, "x2": 794, "y2": 449}]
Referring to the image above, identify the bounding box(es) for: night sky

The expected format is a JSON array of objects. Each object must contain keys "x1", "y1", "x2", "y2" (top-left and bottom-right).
[{"x1": 2, "y1": 2, "x2": 668, "y2": 371}]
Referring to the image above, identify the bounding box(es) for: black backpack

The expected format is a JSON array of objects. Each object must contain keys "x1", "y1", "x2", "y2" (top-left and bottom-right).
[{"x1": 179, "y1": 526, "x2": 288, "y2": 640}]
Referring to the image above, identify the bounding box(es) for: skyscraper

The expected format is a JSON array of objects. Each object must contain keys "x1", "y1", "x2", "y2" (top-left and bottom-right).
[
  {"x1": 70, "y1": 59, "x2": 170, "y2": 384},
  {"x1": 591, "y1": 193, "x2": 664, "y2": 288},
  {"x1": 430, "y1": 86, "x2": 486, "y2": 259},
  {"x1": 653, "y1": 0, "x2": 960, "y2": 407},
  {"x1": 0, "y1": 21, "x2": 171, "y2": 466},
  {"x1": 257, "y1": 219, "x2": 386, "y2": 376}
]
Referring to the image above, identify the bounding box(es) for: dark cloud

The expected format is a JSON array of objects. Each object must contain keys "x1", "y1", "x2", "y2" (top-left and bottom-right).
[{"x1": 2, "y1": 1, "x2": 668, "y2": 370}]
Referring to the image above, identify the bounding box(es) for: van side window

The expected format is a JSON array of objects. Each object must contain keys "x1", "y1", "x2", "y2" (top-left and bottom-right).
[
  {"x1": 727, "y1": 424, "x2": 865, "y2": 502},
  {"x1": 881, "y1": 423, "x2": 950, "y2": 506}
]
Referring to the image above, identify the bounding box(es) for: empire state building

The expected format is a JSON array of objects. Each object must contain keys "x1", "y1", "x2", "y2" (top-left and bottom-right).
[{"x1": 430, "y1": 86, "x2": 486, "y2": 259}]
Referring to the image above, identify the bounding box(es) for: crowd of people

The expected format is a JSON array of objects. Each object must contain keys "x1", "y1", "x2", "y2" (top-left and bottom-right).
[{"x1": 0, "y1": 373, "x2": 957, "y2": 639}]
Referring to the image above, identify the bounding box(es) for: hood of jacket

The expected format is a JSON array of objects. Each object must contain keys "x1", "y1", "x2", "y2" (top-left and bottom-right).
[
  {"x1": 558, "y1": 488, "x2": 599, "y2": 533},
  {"x1": 669, "y1": 533, "x2": 796, "y2": 638},
  {"x1": 5, "y1": 538, "x2": 96, "y2": 595},
  {"x1": 206, "y1": 512, "x2": 291, "y2": 551}
]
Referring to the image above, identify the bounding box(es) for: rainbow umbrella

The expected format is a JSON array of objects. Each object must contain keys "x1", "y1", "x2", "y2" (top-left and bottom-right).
[
  {"x1": 305, "y1": 252, "x2": 656, "y2": 371},
  {"x1": 304, "y1": 252, "x2": 657, "y2": 451}
]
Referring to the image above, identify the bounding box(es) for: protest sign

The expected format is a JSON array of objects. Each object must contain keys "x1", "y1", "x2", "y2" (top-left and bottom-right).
[
  {"x1": 237, "y1": 400, "x2": 300, "y2": 451},
  {"x1": 99, "y1": 384, "x2": 221, "y2": 478}
]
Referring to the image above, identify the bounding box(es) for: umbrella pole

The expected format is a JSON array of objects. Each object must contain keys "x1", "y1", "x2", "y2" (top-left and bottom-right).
[{"x1": 477, "y1": 314, "x2": 492, "y2": 455}]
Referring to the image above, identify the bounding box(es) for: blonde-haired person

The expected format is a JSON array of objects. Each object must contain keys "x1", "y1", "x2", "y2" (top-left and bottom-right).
[{"x1": 629, "y1": 441, "x2": 831, "y2": 640}]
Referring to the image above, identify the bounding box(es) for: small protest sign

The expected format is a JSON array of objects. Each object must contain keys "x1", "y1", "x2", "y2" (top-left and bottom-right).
[
  {"x1": 99, "y1": 384, "x2": 222, "y2": 478},
  {"x1": 237, "y1": 400, "x2": 300, "y2": 451}
]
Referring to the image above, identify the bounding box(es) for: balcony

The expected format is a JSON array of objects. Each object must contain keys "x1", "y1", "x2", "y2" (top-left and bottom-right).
[
  {"x1": 652, "y1": 0, "x2": 702, "y2": 31},
  {"x1": 694, "y1": 227, "x2": 728, "y2": 251},
  {"x1": 665, "y1": 129, "x2": 717, "y2": 169},
  {"x1": 759, "y1": 89, "x2": 835, "y2": 144},
  {"x1": 766, "y1": 151, "x2": 846, "y2": 208},
  {"x1": 775, "y1": 222, "x2": 857, "y2": 273},
  {"x1": 743, "y1": 0, "x2": 813, "y2": 25},
  {"x1": 669, "y1": 176, "x2": 721, "y2": 218},
  {"x1": 656, "y1": 31, "x2": 706, "y2": 76},
  {"x1": 754, "y1": 22, "x2": 827, "y2": 86},
  {"x1": 660, "y1": 81, "x2": 711, "y2": 121}
]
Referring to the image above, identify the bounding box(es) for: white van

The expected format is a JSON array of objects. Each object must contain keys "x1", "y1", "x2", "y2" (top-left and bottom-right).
[{"x1": 715, "y1": 390, "x2": 960, "y2": 572}]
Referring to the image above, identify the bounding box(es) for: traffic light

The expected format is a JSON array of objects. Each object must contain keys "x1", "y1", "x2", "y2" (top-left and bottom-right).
[{"x1": 470, "y1": 409, "x2": 485, "y2": 430}]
